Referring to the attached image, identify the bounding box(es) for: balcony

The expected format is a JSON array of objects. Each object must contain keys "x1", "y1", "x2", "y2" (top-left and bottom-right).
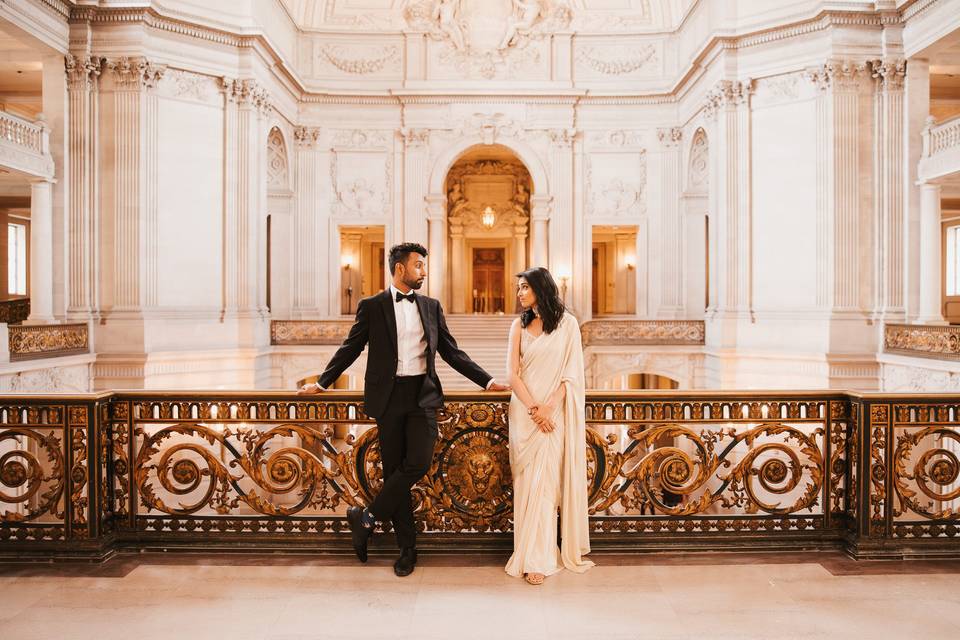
[
  {"x1": 1, "y1": 389, "x2": 958, "y2": 560},
  {"x1": 0, "y1": 110, "x2": 54, "y2": 179},
  {"x1": 919, "y1": 114, "x2": 960, "y2": 182}
]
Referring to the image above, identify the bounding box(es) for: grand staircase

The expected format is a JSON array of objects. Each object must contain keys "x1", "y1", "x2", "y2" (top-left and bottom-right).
[{"x1": 435, "y1": 314, "x2": 515, "y2": 390}]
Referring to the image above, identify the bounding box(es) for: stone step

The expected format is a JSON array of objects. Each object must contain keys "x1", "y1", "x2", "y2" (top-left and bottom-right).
[{"x1": 435, "y1": 315, "x2": 516, "y2": 389}]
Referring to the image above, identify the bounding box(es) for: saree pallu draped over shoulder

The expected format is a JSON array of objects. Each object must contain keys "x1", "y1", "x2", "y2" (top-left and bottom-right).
[{"x1": 505, "y1": 312, "x2": 594, "y2": 577}]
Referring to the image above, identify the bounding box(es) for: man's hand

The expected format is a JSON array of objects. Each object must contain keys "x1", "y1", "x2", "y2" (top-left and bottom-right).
[
  {"x1": 487, "y1": 380, "x2": 511, "y2": 392},
  {"x1": 297, "y1": 383, "x2": 324, "y2": 395}
]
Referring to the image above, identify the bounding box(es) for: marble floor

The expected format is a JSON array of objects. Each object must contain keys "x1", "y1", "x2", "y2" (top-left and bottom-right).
[{"x1": 1, "y1": 551, "x2": 960, "y2": 640}]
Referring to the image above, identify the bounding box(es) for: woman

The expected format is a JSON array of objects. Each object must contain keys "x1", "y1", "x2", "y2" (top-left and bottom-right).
[{"x1": 504, "y1": 267, "x2": 594, "y2": 585}]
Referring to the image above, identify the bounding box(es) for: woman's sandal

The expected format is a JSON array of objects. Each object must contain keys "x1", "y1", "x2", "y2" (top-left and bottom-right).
[{"x1": 524, "y1": 572, "x2": 545, "y2": 585}]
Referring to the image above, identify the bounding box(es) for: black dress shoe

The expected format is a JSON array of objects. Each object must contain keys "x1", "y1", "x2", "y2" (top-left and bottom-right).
[
  {"x1": 394, "y1": 547, "x2": 418, "y2": 577},
  {"x1": 346, "y1": 507, "x2": 373, "y2": 563}
]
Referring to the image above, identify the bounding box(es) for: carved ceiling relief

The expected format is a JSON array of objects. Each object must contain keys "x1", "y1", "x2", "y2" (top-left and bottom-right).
[
  {"x1": 405, "y1": 0, "x2": 572, "y2": 79},
  {"x1": 446, "y1": 159, "x2": 532, "y2": 235}
]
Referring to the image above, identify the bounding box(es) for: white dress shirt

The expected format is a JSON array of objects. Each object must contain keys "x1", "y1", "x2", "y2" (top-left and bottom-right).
[{"x1": 390, "y1": 285, "x2": 428, "y2": 377}]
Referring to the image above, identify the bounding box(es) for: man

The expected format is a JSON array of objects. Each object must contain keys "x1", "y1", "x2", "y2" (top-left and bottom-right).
[{"x1": 299, "y1": 242, "x2": 510, "y2": 576}]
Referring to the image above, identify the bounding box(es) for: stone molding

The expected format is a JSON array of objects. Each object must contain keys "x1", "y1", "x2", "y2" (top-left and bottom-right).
[
  {"x1": 220, "y1": 78, "x2": 272, "y2": 115},
  {"x1": 64, "y1": 54, "x2": 104, "y2": 91},
  {"x1": 805, "y1": 60, "x2": 868, "y2": 93},
  {"x1": 702, "y1": 79, "x2": 754, "y2": 120},
  {"x1": 871, "y1": 58, "x2": 907, "y2": 91},
  {"x1": 103, "y1": 56, "x2": 166, "y2": 90}
]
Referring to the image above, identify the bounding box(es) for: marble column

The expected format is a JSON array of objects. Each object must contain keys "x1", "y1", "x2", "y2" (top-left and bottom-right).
[
  {"x1": 425, "y1": 194, "x2": 447, "y2": 305},
  {"x1": 904, "y1": 59, "x2": 931, "y2": 321},
  {"x1": 530, "y1": 195, "x2": 551, "y2": 269},
  {"x1": 403, "y1": 129, "x2": 431, "y2": 246},
  {"x1": 450, "y1": 223, "x2": 465, "y2": 313},
  {"x1": 41, "y1": 53, "x2": 68, "y2": 319},
  {"x1": 65, "y1": 54, "x2": 102, "y2": 319},
  {"x1": 221, "y1": 78, "x2": 271, "y2": 318},
  {"x1": 705, "y1": 79, "x2": 754, "y2": 319},
  {"x1": 807, "y1": 60, "x2": 867, "y2": 312},
  {"x1": 28, "y1": 179, "x2": 54, "y2": 323},
  {"x1": 657, "y1": 127, "x2": 684, "y2": 317},
  {"x1": 98, "y1": 57, "x2": 165, "y2": 313},
  {"x1": 292, "y1": 126, "x2": 324, "y2": 318},
  {"x1": 872, "y1": 59, "x2": 907, "y2": 320},
  {"x1": 917, "y1": 182, "x2": 944, "y2": 324}
]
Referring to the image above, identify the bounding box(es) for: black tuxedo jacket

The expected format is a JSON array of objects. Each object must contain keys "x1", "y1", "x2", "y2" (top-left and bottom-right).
[{"x1": 317, "y1": 289, "x2": 493, "y2": 418}]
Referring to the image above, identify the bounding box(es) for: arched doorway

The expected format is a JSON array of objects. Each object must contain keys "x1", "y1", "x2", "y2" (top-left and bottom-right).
[{"x1": 444, "y1": 145, "x2": 532, "y2": 314}]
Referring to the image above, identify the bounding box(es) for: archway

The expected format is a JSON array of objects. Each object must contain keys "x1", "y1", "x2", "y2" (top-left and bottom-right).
[{"x1": 444, "y1": 145, "x2": 532, "y2": 314}]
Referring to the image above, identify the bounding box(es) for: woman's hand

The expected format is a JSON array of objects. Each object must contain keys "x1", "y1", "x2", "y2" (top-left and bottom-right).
[{"x1": 530, "y1": 404, "x2": 556, "y2": 433}]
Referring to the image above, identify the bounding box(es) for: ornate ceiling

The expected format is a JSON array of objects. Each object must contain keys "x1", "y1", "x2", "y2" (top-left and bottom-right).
[{"x1": 277, "y1": 0, "x2": 688, "y2": 32}]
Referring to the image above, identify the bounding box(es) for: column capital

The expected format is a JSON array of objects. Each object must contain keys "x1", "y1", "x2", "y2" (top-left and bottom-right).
[
  {"x1": 871, "y1": 58, "x2": 906, "y2": 91},
  {"x1": 805, "y1": 60, "x2": 868, "y2": 93},
  {"x1": 65, "y1": 54, "x2": 104, "y2": 91},
  {"x1": 401, "y1": 128, "x2": 430, "y2": 147},
  {"x1": 703, "y1": 79, "x2": 754, "y2": 120},
  {"x1": 293, "y1": 126, "x2": 323, "y2": 148},
  {"x1": 104, "y1": 56, "x2": 166, "y2": 90},
  {"x1": 657, "y1": 127, "x2": 682, "y2": 148},
  {"x1": 221, "y1": 78, "x2": 272, "y2": 115},
  {"x1": 548, "y1": 128, "x2": 577, "y2": 148}
]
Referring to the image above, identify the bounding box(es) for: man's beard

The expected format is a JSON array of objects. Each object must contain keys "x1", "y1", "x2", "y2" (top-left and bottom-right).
[{"x1": 404, "y1": 275, "x2": 424, "y2": 290}]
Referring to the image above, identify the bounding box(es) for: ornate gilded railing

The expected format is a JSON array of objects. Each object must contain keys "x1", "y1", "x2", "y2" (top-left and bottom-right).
[
  {"x1": 883, "y1": 323, "x2": 960, "y2": 361},
  {"x1": 581, "y1": 320, "x2": 705, "y2": 346},
  {"x1": 2, "y1": 390, "x2": 960, "y2": 559},
  {"x1": 8, "y1": 323, "x2": 90, "y2": 361},
  {"x1": 0, "y1": 297, "x2": 29, "y2": 325}
]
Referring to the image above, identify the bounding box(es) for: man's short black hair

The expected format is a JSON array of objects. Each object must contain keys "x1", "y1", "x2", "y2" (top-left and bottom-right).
[{"x1": 388, "y1": 242, "x2": 428, "y2": 275}]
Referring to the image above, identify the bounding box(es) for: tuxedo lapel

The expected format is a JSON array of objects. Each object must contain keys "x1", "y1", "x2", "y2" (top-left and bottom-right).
[
  {"x1": 379, "y1": 290, "x2": 398, "y2": 355},
  {"x1": 414, "y1": 294, "x2": 434, "y2": 351}
]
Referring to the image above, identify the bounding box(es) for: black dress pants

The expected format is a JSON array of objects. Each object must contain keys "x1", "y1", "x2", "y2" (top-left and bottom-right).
[{"x1": 368, "y1": 375, "x2": 437, "y2": 549}]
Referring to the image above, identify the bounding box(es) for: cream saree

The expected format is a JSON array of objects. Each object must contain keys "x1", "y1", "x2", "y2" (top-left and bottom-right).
[{"x1": 504, "y1": 312, "x2": 594, "y2": 577}]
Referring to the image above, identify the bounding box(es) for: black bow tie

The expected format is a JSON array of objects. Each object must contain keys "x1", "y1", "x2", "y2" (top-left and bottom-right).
[{"x1": 395, "y1": 291, "x2": 416, "y2": 303}]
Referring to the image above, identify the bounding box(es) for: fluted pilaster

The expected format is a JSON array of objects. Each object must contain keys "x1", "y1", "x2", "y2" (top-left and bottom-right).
[
  {"x1": 65, "y1": 54, "x2": 103, "y2": 317},
  {"x1": 704, "y1": 79, "x2": 754, "y2": 317},
  {"x1": 807, "y1": 60, "x2": 868, "y2": 311},
  {"x1": 872, "y1": 58, "x2": 907, "y2": 319},
  {"x1": 657, "y1": 127, "x2": 683, "y2": 316}
]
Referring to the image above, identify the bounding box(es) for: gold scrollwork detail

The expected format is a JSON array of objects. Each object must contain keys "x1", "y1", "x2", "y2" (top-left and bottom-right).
[
  {"x1": 0, "y1": 428, "x2": 65, "y2": 522},
  {"x1": 589, "y1": 422, "x2": 824, "y2": 517},
  {"x1": 894, "y1": 427, "x2": 960, "y2": 520}
]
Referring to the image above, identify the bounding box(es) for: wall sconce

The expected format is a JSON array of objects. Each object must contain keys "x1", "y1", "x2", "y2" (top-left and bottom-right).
[
  {"x1": 343, "y1": 256, "x2": 354, "y2": 314},
  {"x1": 625, "y1": 256, "x2": 636, "y2": 271},
  {"x1": 482, "y1": 206, "x2": 496, "y2": 229}
]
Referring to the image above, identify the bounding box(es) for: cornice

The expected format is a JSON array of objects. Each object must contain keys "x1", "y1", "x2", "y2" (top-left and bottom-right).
[{"x1": 63, "y1": 3, "x2": 934, "y2": 109}]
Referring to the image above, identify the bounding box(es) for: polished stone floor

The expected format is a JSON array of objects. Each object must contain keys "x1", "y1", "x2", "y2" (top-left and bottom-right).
[{"x1": 2, "y1": 551, "x2": 960, "y2": 639}]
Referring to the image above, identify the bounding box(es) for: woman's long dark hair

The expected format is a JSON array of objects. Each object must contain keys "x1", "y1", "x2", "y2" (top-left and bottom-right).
[{"x1": 517, "y1": 267, "x2": 565, "y2": 334}]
